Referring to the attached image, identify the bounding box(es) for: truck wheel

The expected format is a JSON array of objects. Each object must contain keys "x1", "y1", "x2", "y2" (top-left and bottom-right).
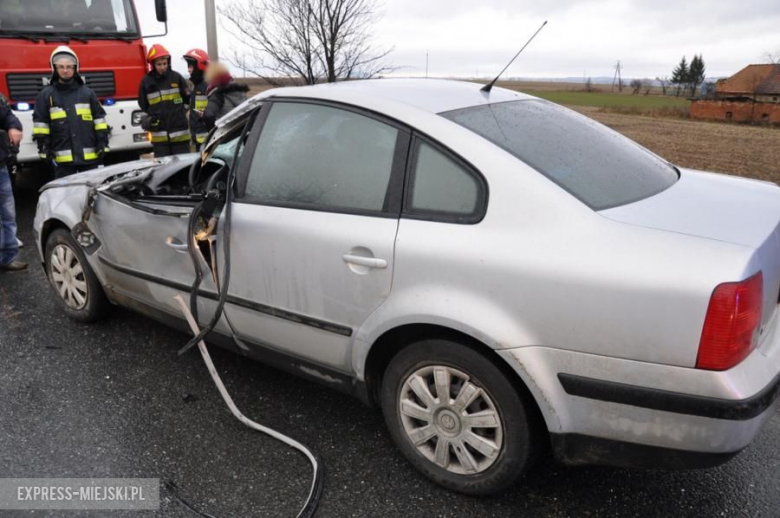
[
  {"x1": 45, "y1": 229, "x2": 109, "y2": 322},
  {"x1": 381, "y1": 338, "x2": 541, "y2": 495}
]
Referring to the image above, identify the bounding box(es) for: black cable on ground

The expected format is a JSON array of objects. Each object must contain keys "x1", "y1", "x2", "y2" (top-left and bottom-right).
[{"x1": 163, "y1": 480, "x2": 218, "y2": 518}]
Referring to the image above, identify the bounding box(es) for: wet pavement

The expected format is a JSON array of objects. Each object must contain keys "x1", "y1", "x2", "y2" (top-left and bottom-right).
[{"x1": 1, "y1": 171, "x2": 779, "y2": 517}]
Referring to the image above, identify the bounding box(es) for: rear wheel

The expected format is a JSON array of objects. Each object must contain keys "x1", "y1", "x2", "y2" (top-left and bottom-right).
[
  {"x1": 381, "y1": 338, "x2": 541, "y2": 495},
  {"x1": 45, "y1": 229, "x2": 109, "y2": 322}
]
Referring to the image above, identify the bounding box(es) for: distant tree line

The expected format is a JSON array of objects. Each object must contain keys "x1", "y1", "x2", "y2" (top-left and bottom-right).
[{"x1": 670, "y1": 55, "x2": 706, "y2": 97}]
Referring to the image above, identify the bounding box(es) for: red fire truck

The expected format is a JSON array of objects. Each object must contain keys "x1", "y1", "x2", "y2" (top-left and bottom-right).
[{"x1": 0, "y1": 0, "x2": 168, "y2": 163}]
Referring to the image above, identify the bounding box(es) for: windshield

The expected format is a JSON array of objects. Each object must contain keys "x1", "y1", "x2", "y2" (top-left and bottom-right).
[
  {"x1": 441, "y1": 100, "x2": 678, "y2": 210},
  {"x1": 0, "y1": 0, "x2": 139, "y2": 37}
]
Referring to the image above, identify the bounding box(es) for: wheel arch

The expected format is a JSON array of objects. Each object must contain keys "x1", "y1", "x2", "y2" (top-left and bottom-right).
[
  {"x1": 363, "y1": 323, "x2": 549, "y2": 437},
  {"x1": 39, "y1": 218, "x2": 71, "y2": 266}
]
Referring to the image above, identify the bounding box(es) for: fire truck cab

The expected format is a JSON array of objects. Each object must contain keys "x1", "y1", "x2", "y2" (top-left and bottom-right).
[{"x1": 0, "y1": 0, "x2": 168, "y2": 163}]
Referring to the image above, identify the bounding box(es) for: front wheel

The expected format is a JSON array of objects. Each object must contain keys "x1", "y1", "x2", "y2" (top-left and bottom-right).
[
  {"x1": 44, "y1": 229, "x2": 109, "y2": 322},
  {"x1": 381, "y1": 339, "x2": 541, "y2": 495}
]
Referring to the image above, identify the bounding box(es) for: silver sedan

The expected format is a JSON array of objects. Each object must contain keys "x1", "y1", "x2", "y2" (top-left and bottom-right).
[{"x1": 34, "y1": 79, "x2": 780, "y2": 495}]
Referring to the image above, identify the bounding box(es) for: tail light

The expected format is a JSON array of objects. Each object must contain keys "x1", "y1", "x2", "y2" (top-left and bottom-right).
[{"x1": 696, "y1": 272, "x2": 763, "y2": 370}]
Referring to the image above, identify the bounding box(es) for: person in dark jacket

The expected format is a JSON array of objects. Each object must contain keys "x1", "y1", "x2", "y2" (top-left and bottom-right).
[
  {"x1": 32, "y1": 46, "x2": 110, "y2": 179},
  {"x1": 138, "y1": 44, "x2": 191, "y2": 157},
  {"x1": 183, "y1": 48, "x2": 210, "y2": 150},
  {"x1": 0, "y1": 92, "x2": 25, "y2": 271},
  {"x1": 202, "y1": 61, "x2": 249, "y2": 131}
]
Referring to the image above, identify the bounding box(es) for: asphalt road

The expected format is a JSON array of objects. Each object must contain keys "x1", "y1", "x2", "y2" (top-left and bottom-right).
[{"x1": 2, "y1": 172, "x2": 779, "y2": 517}]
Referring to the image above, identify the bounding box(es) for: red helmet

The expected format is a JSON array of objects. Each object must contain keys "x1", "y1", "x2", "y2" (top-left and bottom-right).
[
  {"x1": 183, "y1": 48, "x2": 209, "y2": 71},
  {"x1": 147, "y1": 44, "x2": 171, "y2": 64}
]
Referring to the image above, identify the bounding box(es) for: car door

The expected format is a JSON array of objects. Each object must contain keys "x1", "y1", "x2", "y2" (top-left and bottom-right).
[
  {"x1": 223, "y1": 100, "x2": 409, "y2": 372},
  {"x1": 89, "y1": 172, "x2": 227, "y2": 329}
]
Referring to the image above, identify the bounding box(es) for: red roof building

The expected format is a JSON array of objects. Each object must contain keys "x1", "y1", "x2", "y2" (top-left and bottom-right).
[{"x1": 691, "y1": 64, "x2": 780, "y2": 124}]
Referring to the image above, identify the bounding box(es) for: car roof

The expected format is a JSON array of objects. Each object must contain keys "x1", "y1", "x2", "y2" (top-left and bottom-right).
[{"x1": 254, "y1": 78, "x2": 536, "y2": 114}]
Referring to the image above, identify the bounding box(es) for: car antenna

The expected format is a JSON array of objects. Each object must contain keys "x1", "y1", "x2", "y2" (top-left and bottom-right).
[{"x1": 481, "y1": 20, "x2": 548, "y2": 93}]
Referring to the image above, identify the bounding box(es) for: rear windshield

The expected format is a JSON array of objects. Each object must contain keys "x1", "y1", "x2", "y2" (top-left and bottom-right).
[{"x1": 441, "y1": 100, "x2": 678, "y2": 210}]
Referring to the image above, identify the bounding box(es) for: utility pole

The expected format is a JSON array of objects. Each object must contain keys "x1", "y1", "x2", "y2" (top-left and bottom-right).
[
  {"x1": 611, "y1": 60, "x2": 623, "y2": 93},
  {"x1": 205, "y1": 0, "x2": 219, "y2": 61}
]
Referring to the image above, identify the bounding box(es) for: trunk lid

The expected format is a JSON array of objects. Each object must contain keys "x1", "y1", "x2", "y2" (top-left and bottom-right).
[{"x1": 601, "y1": 168, "x2": 780, "y2": 327}]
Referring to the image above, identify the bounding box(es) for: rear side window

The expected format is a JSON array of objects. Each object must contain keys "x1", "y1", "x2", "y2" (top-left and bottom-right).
[
  {"x1": 442, "y1": 100, "x2": 678, "y2": 210},
  {"x1": 244, "y1": 102, "x2": 399, "y2": 213},
  {"x1": 409, "y1": 141, "x2": 480, "y2": 217}
]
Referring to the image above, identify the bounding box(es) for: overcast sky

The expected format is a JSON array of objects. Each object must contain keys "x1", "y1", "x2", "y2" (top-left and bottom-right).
[{"x1": 137, "y1": 0, "x2": 780, "y2": 80}]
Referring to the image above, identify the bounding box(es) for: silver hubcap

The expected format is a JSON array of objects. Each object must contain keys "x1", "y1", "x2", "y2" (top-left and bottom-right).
[
  {"x1": 399, "y1": 365, "x2": 503, "y2": 475},
  {"x1": 50, "y1": 244, "x2": 88, "y2": 310}
]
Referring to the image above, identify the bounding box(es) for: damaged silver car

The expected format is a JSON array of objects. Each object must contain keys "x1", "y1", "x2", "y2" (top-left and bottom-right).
[{"x1": 34, "y1": 79, "x2": 780, "y2": 495}]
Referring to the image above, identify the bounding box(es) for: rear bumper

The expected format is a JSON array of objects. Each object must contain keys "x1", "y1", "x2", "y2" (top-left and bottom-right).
[
  {"x1": 557, "y1": 370, "x2": 780, "y2": 421},
  {"x1": 549, "y1": 433, "x2": 741, "y2": 470},
  {"x1": 498, "y1": 306, "x2": 780, "y2": 468}
]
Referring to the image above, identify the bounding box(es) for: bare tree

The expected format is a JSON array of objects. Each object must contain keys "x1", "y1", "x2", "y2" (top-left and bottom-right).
[
  {"x1": 629, "y1": 78, "x2": 642, "y2": 95},
  {"x1": 765, "y1": 50, "x2": 780, "y2": 64},
  {"x1": 642, "y1": 79, "x2": 652, "y2": 95},
  {"x1": 655, "y1": 76, "x2": 669, "y2": 95},
  {"x1": 219, "y1": 0, "x2": 394, "y2": 85},
  {"x1": 748, "y1": 71, "x2": 764, "y2": 121}
]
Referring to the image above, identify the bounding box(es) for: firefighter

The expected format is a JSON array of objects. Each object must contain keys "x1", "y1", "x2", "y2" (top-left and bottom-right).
[
  {"x1": 138, "y1": 44, "x2": 191, "y2": 157},
  {"x1": 32, "y1": 46, "x2": 110, "y2": 179},
  {"x1": 183, "y1": 48, "x2": 210, "y2": 150}
]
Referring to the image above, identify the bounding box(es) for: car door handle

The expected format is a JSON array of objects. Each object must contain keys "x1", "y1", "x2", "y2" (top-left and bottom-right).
[
  {"x1": 166, "y1": 236, "x2": 189, "y2": 254},
  {"x1": 342, "y1": 254, "x2": 387, "y2": 269}
]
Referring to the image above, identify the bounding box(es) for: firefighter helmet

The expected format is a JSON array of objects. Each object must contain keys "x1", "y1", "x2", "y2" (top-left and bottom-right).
[
  {"x1": 183, "y1": 48, "x2": 209, "y2": 71},
  {"x1": 50, "y1": 45, "x2": 83, "y2": 84},
  {"x1": 147, "y1": 44, "x2": 171, "y2": 64}
]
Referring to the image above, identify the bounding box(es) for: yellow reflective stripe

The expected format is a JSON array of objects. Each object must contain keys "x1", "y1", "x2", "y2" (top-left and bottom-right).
[
  {"x1": 150, "y1": 131, "x2": 168, "y2": 143},
  {"x1": 195, "y1": 132, "x2": 208, "y2": 143},
  {"x1": 162, "y1": 92, "x2": 182, "y2": 102},
  {"x1": 147, "y1": 91, "x2": 162, "y2": 106},
  {"x1": 160, "y1": 88, "x2": 179, "y2": 95},
  {"x1": 33, "y1": 122, "x2": 50, "y2": 135},
  {"x1": 83, "y1": 147, "x2": 98, "y2": 160},
  {"x1": 94, "y1": 123, "x2": 108, "y2": 130},
  {"x1": 50, "y1": 107, "x2": 66, "y2": 120},
  {"x1": 75, "y1": 103, "x2": 91, "y2": 116},
  {"x1": 39, "y1": 153, "x2": 47, "y2": 159},
  {"x1": 194, "y1": 95, "x2": 208, "y2": 110},
  {"x1": 54, "y1": 150, "x2": 74, "y2": 163},
  {"x1": 170, "y1": 133, "x2": 191, "y2": 142}
]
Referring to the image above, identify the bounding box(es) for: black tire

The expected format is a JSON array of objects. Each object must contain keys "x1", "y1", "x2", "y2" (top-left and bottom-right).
[
  {"x1": 381, "y1": 339, "x2": 541, "y2": 495},
  {"x1": 44, "y1": 229, "x2": 109, "y2": 322}
]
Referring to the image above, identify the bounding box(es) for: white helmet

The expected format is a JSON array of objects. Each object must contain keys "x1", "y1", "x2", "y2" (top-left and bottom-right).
[{"x1": 50, "y1": 45, "x2": 83, "y2": 84}]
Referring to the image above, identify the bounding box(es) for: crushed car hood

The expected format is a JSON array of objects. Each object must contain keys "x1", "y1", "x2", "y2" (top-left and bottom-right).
[
  {"x1": 600, "y1": 168, "x2": 780, "y2": 249},
  {"x1": 39, "y1": 154, "x2": 199, "y2": 193}
]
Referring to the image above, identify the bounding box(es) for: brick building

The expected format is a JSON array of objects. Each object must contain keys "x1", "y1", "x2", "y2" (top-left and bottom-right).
[{"x1": 690, "y1": 64, "x2": 780, "y2": 124}]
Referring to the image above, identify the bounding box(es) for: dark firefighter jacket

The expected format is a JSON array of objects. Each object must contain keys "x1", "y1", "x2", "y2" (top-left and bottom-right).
[
  {"x1": 189, "y1": 79, "x2": 209, "y2": 145},
  {"x1": 203, "y1": 82, "x2": 249, "y2": 130},
  {"x1": 32, "y1": 81, "x2": 109, "y2": 167},
  {"x1": 138, "y1": 69, "x2": 190, "y2": 145}
]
